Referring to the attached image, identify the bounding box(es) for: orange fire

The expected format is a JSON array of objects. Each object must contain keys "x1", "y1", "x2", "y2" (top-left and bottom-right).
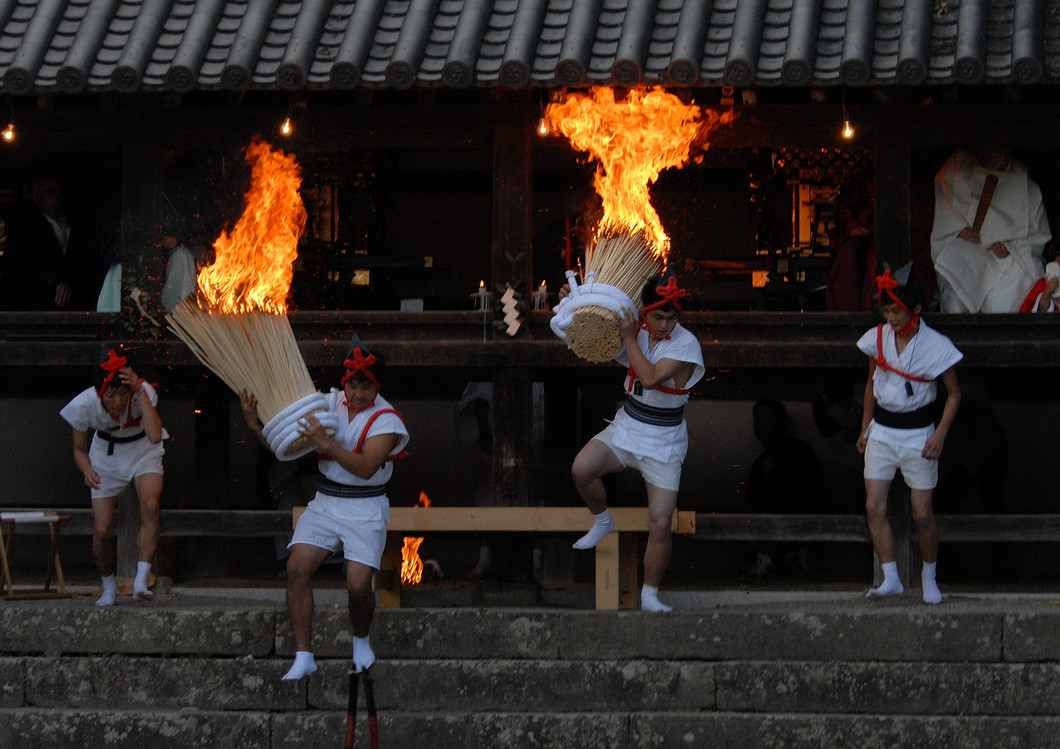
[
  {"x1": 400, "y1": 492, "x2": 432, "y2": 585},
  {"x1": 545, "y1": 87, "x2": 734, "y2": 256},
  {"x1": 196, "y1": 137, "x2": 307, "y2": 314}
]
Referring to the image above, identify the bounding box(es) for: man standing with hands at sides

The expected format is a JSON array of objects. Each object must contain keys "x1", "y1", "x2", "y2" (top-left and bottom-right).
[
  {"x1": 564, "y1": 274, "x2": 705, "y2": 612},
  {"x1": 241, "y1": 336, "x2": 408, "y2": 681},
  {"x1": 857, "y1": 264, "x2": 962, "y2": 604}
]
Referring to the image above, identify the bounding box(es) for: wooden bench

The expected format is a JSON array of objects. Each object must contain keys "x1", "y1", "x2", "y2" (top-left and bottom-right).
[
  {"x1": 374, "y1": 507, "x2": 696, "y2": 611},
  {"x1": 0, "y1": 511, "x2": 72, "y2": 600},
  {"x1": 11, "y1": 508, "x2": 1059, "y2": 596}
]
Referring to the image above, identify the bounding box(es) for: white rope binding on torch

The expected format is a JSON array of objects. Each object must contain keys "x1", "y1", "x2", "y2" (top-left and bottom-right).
[
  {"x1": 262, "y1": 392, "x2": 341, "y2": 461},
  {"x1": 550, "y1": 269, "x2": 637, "y2": 346}
]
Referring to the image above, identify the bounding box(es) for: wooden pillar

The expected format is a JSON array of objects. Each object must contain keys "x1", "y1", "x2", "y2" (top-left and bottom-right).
[
  {"x1": 491, "y1": 93, "x2": 534, "y2": 328},
  {"x1": 873, "y1": 115, "x2": 912, "y2": 273},
  {"x1": 121, "y1": 131, "x2": 163, "y2": 308},
  {"x1": 490, "y1": 92, "x2": 534, "y2": 507},
  {"x1": 115, "y1": 135, "x2": 159, "y2": 578},
  {"x1": 492, "y1": 368, "x2": 532, "y2": 506}
]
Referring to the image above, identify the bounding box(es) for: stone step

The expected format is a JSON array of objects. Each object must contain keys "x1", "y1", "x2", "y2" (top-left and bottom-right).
[
  {"x1": 2, "y1": 709, "x2": 1058, "y2": 748},
  {"x1": 5, "y1": 655, "x2": 1059, "y2": 715},
  {"x1": 0, "y1": 592, "x2": 1057, "y2": 748}
]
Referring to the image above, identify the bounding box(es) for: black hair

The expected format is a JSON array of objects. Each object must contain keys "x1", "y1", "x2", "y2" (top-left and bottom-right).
[
  {"x1": 753, "y1": 398, "x2": 788, "y2": 424},
  {"x1": 95, "y1": 367, "x2": 129, "y2": 393},
  {"x1": 343, "y1": 341, "x2": 385, "y2": 385},
  {"x1": 640, "y1": 275, "x2": 678, "y2": 312},
  {"x1": 885, "y1": 274, "x2": 926, "y2": 311}
]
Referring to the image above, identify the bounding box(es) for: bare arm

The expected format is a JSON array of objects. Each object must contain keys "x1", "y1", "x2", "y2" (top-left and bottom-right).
[
  {"x1": 922, "y1": 367, "x2": 961, "y2": 460},
  {"x1": 299, "y1": 412, "x2": 399, "y2": 479},
  {"x1": 616, "y1": 307, "x2": 694, "y2": 389},
  {"x1": 856, "y1": 358, "x2": 877, "y2": 455},
  {"x1": 72, "y1": 429, "x2": 101, "y2": 489},
  {"x1": 239, "y1": 389, "x2": 270, "y2": 449},
  {"x1": 123, "y1": 367, "x2": 162, "y2": 443}
]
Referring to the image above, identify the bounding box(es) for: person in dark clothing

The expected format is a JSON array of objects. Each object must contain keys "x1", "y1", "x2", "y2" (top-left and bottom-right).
[
  {"x1": 0, "y1": 172, "x2": 97, "y2": 310},
  {"x1": 742, "y1": 398, "x2": 825, "y2": 580}
]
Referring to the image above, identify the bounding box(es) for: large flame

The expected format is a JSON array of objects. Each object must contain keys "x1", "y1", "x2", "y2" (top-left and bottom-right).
[
  {"x1": 400, "y1": 492, "x2": 432, "y2": 585},
  {"x1": 196, "y1": 138, "x2": 307, "y2": 314},
  {"x1": 545, "y1": 87, "x2": 733, "y2": 257}
]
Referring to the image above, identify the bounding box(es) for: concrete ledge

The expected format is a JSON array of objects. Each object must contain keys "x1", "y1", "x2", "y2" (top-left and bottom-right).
[
  {"x1": 271, "y1": 711, "x2": 631, "y2": 749},
  {"x1": 0, "y1": 709, "x2": 271, "y2": 749},
  {"x1": 0, "y1": 604, "x2": 278, "y2": 655},
  {"x1": 631, "y1": 713, "x2": 1060, "y2": 749},
  {"x1": 303, "y1": 659, "x2": 714, "y2": 712},
  {"x1": 717, "y1": 661, "x2": 1060, "y2": 715},
  {"x1": 23, "y1": 657, "x2": 306, "y2": 710}
]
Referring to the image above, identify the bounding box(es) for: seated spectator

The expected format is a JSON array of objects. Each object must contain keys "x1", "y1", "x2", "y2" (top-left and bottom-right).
[{"x1": 931, "y1": 139, "x2": 1051, "y2": 313}]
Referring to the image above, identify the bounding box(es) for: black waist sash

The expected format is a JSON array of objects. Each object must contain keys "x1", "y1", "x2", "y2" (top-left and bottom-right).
[
  {"x1": 317, "y1": 475, "x2": 386, "y2": 499},
  {"x1": 622, "y1": 395, "x2": 685, "y2": 427},
  {"x1": 97, "y1": 430, "x2": 146, "y2": 455},
  {"x1": 873, "y1": 403, "x2": 935, "y2": 430}
]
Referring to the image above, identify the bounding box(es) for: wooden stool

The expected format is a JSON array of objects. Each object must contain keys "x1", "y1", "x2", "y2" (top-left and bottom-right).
[{"x1": 1, "y1": 511, "x2": 72, "y2": 600}]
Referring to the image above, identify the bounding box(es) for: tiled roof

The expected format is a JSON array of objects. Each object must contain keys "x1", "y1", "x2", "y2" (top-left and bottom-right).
[{"x1": 2, "y1": 0, "x2": 1060, "y2": 95}]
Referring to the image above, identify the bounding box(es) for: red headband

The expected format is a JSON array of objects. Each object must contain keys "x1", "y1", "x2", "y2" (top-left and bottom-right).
[
  {"x1": 341, "y1": 347, "x2": 380, "y2": 389},
  {"x1": 642, "y1": 276, "x2": 689, "y2": 315},
  {"x1": 876, "y1": 269, "x2": 919, "y2": 335},
  {"x1": 99, "y1": 349, "x2": 127, "y2": 398}
]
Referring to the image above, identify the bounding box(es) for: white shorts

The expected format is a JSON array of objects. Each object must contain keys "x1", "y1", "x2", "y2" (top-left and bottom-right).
[
  {"x1": 289, "y1": 494, "x2": 389, "y2": 570},
  {"x1": 863, "y1": 438, "x2": 938, "y2": 490},
  {"x1": 89, "y1": 439, "x2": 165, "y2": 500},
  {"x1": 592, "y1": 426, "x2": 683, "y2": 492}
]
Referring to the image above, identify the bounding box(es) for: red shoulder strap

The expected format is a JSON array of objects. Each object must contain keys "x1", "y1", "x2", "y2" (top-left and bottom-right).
[
  {"x1": 354, "y1": 408, "x2": 408, "y2": 461},
  {"x1": 874, "y1": 324, "x2": 933, "y2": 383}
]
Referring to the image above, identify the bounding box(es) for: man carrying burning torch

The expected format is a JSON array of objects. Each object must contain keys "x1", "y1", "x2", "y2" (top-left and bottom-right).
[
  {"x1": 241, "y1": 336, "x2": 408, "y2": 680},
  {"x1": 565, "y1": 274, "x2": 704, "y2": 612}
]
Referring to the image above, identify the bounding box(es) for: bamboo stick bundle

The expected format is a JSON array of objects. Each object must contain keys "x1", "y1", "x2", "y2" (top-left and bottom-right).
[
  {"x1": 168, "y1": 298, "x2": 332, "y2": 459},
  {"x1": 563, "y1": 229, "x2": 663, "y2": 362}
]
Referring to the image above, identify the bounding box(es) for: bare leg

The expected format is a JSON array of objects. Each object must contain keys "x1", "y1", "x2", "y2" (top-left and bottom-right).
[
  {"x1": 347, "y1": 560, "x2": 377, "y2": 671},
  {"x1": 571, "y1": 439, "x2": 623, "y2": 549},
  {"x1": 283, "y1": 542, "x2": 332, "y2": 680},
  {"x1": 91, "y1": 497, "x2": 118, "y2": 606},
  {"x1": 133, "y1": 473, "x2": 162, "y2": 565},
  {"x1": 640, "y1": 484, "x2": 678, "y2": 612},
  {"x1": 132, "y1": 473, "x2": 162, "y2": 600},
  {"x1": 91, "y1": 497, "x2": 118, "y2": 578},
  {"x1": 865, "y1": 478, "x2": 903, "y2": 598},
  {"x1": 643, "y1": 484, "x2": 678, "y2": 588},
  {"x1": 911, "y1": 488, "x2": 942, "y2": 604}
]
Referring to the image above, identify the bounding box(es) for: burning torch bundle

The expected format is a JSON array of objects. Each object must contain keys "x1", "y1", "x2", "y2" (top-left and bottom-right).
[
  {"x1": 167, "y1": 138, "x2": 338, "y2": 460},
  {"x1": 545, "y1": 87, "x2": 733, "y2": 362}
]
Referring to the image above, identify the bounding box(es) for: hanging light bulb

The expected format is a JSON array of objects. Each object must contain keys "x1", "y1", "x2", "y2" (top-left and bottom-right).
[
  {"x1": 1, "y1": 120, "x2": 14, "y2": 143},
  {"x1": 537, "y1": 110, "x2": 548, "y2": 137},
  {"x1": 279, "y1": 110, "x2": 293, "y2": 137},
  {"x1": 841, "y1": 108, "x2": 854, "y2": 140}
]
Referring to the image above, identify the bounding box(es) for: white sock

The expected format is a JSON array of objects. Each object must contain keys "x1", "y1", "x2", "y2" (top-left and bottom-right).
[
  {"x1": 281, "y1": 650, "x2": 317, "y2": 681},
  {"x1": 352, "y1": 635, "x2": 375, "y2": 673},
  {"x1": 922, "y1": 561, "x2": 942, "y2": 605},
  {"x1": 572, "y1": 509, "x2": 615, "y2": 550},
  {"x1": 133, "y1": 560, "x2": 153, "y2": 600},
  {"x1": 96, "y1": 575, "x2": 117, "y2": 607},
  {"x1": 866, "y1": 561, "x2": 904, "y2": 598},
  {"x1": 640, "y1": 584, "x2": 672, "y2": 613}
]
